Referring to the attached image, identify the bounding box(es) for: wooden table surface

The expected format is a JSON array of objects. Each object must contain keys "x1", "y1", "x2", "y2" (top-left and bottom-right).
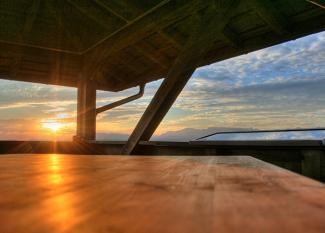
[{"x1": 0, "y1": 154, "x2": 325, "y2": 233}]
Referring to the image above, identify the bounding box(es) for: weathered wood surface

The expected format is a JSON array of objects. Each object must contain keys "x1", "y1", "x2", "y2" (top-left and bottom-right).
[{"x1": 0, "y1": 155, "x2": 325, "y2": 233}]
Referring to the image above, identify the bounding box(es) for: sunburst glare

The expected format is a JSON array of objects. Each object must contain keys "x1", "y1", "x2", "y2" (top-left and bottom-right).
[{"x1": 42, "y1": 120, "x2": 65, "y2": 133}]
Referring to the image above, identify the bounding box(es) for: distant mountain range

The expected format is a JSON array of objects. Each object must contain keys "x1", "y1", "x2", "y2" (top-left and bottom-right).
[{"x1": 97, "y1": 127, "x2": 254, "y2": 141}]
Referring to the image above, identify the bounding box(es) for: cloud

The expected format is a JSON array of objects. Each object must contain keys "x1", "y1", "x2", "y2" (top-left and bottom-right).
[
  {"x1": 0, "y1": 82, "x2": 76, "y2": 104},
  {"x1": 191, "y1": 31, "x2": 325, "y2": 88},
  {"x1": 156, "y1": 31, "x2": 325, "y2": 131}
]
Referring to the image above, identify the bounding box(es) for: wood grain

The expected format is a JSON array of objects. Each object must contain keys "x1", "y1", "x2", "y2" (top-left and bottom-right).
[{"x1": 0, "y1": 155, "x2": 325, "y2": 233}]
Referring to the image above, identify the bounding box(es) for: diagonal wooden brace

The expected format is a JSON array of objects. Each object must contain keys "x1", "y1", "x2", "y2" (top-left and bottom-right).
[{"x1": 122, "y1": 3, "x2": 238, "y2": 155}]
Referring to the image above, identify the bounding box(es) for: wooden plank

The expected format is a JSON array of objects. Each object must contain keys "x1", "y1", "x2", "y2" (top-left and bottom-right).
[
  {"x1": 122, "y1": 3, "x2": 239, "y2": 155},
  {"x1": 0, "y1": 155, "x2": 325, "y2": 233}
]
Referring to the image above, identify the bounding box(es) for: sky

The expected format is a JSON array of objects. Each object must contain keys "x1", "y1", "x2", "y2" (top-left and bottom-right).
[{"x1": 0, "y1": 31, "x2": 324, "y2": 141}]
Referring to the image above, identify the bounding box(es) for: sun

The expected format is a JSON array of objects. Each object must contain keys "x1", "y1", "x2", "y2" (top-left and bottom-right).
[{"x1": 42, "y1": 121, "x2": 64, "y2": 133}]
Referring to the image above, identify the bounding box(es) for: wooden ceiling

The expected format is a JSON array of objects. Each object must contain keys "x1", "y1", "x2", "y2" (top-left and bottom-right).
[{"x1": 0, "y1": 0, "x2": 324, "y2": 91}]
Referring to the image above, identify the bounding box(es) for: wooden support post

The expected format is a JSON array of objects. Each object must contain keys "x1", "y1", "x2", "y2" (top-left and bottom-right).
[
  {"x1": 76, "y1": 79, "x2": 96, "y2": 140},
  {"x1": 76, "y1": 81, "x2": 85, "y2": 138},
  {"x1": 122, "y1": 3, "x2": 237, "y2": 155}
]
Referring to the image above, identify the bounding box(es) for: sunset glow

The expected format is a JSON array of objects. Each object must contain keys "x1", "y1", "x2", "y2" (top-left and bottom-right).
[{"x1": 42, "y1": 120, "x2": 65, "y2": 133}]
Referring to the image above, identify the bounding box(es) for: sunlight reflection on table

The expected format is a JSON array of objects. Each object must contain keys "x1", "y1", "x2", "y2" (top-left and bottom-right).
[{"x1": 41, "y1": 154, "x2": 83, "y2": 232}]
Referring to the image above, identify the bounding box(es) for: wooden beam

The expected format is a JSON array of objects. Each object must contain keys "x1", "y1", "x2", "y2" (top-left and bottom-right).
[
  {"x1": 1, "y1": 40, "x2": 82, "y2": 87},
  {"x1": 92, "y1": 0, "x2": 137, "y2": 21},
  {"x1": 0, "y1": 0, "x2": 81, "y2": 55},
  {"x1": 85, "y1": 0, "x2": 214, "y2": 78},
  {"x1": 65, "y1": 0, "x2": 170, "y2": 71},
  {"x1": 89, "y1": 0, "x2": 182, "y2": 70},
  {"x1": 93, "y1": 0, "x2": 183, "y2": 49},
  {"x1": 307, "y1": 0, "x2": 325, "y2": 10},
  {"x1": 122, "y1": 3, "x2": 238, "y2": 155},
  {"x1": 133, "y1": 45, "x2": 168, "y2": 70},
  {"x1": 0, "y1": 66, "x2": 79, "y2": 88},
  {"x1": 86, "y1": 0, "x2": 243, "y2": 82},
  {"x1": 67, "y1": 0, "x2": 172, "y2": 72},
  {"x1": 92, "y1": 0, "x2": 130, "y2": 22},
  {"x1": 157, "y1": 30, "x2": 183, "y2": 51},
  {"x1": 67, "y1": 0, "x2": 124, "y2": 31},
  {"x1": 249, "y1": 0, "x2": 290, "y2": 35}
]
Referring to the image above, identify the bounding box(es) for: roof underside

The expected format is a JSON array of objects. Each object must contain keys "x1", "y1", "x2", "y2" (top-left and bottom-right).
[{"x1": 0, "y1": 0, "x2": 324, "y2": 91}]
